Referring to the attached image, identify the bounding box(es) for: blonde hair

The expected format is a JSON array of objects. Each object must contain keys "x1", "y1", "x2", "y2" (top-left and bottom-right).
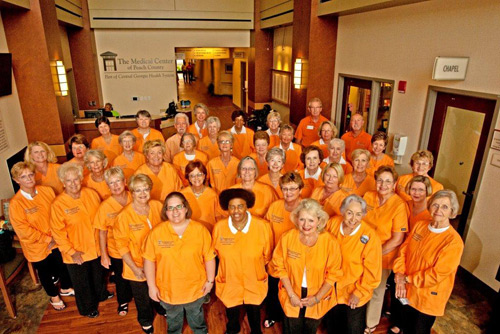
[
  {"x1": 410, "y1": 150, "x2": 435, "y2": 169},
  {"x1": 57, "y1": 162, "x2": 83, "y2": 182},
  {"x1": 317, "y1": 121, "x2": 338, "y2": 138},
  {"x1": 291, "y1": 199, "x2": 329, "y2": 233},
  {"x1": 119, "y1": 130, "x2": 137, "y2": 144},
  {"x1": 11, "y1": 161, "x2": 35, "y2": 180},
  {"x1": 128, "y1": 173, "x2": 153, "y2": 192},
  {"x1": 84, "y1": 149, "x2": 108, "y2": 170},
  {"x1": 104, "y1": 167, "x2": 125, "y2": 184},
  {"x1": 25, "y1": 141, "x2": 58, "y2": 164},
  {"x1": 351, "y1": 148, "x2": 371, "y2": 161},
  {"x1": 142, "y1": 139, "x2": 166, "y2": 156},
  {"x1": 321, "y1": 162, "x2": 345, "y2": 185}
]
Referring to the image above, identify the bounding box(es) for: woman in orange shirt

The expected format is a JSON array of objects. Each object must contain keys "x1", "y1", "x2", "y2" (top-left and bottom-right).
[
  {"x1": 213, "y1": 188, "x2": 273, "y2": 334},
  {"x1": 114, "y1": 174, "x2": 165, "y2": 334},
  {"x1": 68, "y1": 134, "x2": 90, "y2": 177},
  {"x1": 135, "y1": 140, "x2": 182, "y2": 201},
  {"x1": 279, "y1": 124, "x2": 304, "y2": 173},
  {"x1": 266, "y1": 111, "x2": 281, "y2": 148},
  {"x1": 323, "y1": 138, "x2": 353, "y2": 176},
  {"x1": 143, "y1": 192, "x2": 216, "y2": 334},
  {"x1": 172, "y1": 132, "x2": 208, "y2": 186},
  {"x1": 311, "y1": 163, "x2": 348, "y2": 217},
  {"x1": 90, "y1": 116, "x2": 122, "y2": 164},
  {"x1": 112, "y1": 130, "x2": 146, "y2": 182},
  {"x1": 396, "y1": 150, "x2": 443, "y2": 202},
  {"x1": 325, "y1": 195, "x2": 382, "y2": 334},
  {"x1": 394, "y1": 190, "x2": 464, "y2": 334},
  {"x1": 24, "y1": 141, "x2": 64, "y2": 194},
  {"x1": 230, "y1": 110, "x2": 255, "y2": 159},
  {"x1": 187, "y1": 103, "x2": 209, "y2": 139},
  {"x1": 299, "y1": 145, "x2": 324, "y2": 198},
  {"x1": 9, "y1": 162, "x2": 73, "y2": 311},
  {"x1": 207, "y1": 131, "x2": 240, "y2": 194},
  {"x1": 263, "y1": 171, "x2": 304, "y2": 328},
  {"x1": 94, "y1": 167, "x2": 133, "y2": 316},
  {"x1": 50, "y1": 163, "x2": 110, "y2": 318},
  {"x1": 367, "y1": 132, "x2": 394, "y2": 176},
  {"x1": 181, "y1": 160, "x2": 220, "y2": 232},
  {"x1": 406, "y1": 175, "x2": 433, "y2": 231},
  {"x1": 197, "y1": 116, "x2": 221, "y2": 161},
  {"x1": 249, "y1": 131, "x2": 270, "y2": 177},
  {"x1": 269, "y1": 199, "x2": 342, "y2": 334},
  {"x1": 311, "y1": 120, "x2": 338, "y2": 158},
  {"x1": 83, "y1": 150, "x2": 111, "y2": 200},
  {"x1": 343, "y1": 149, "x2": 376, "y2": 196},
  {"x1": 258, "y1": 147, "x2": 286, "y2": 198}
]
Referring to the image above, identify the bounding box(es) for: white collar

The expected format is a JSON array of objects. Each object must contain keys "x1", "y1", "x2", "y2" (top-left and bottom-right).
[
  {"x1": 228, "y1": 212, "x2": 251, "y2": 234},
  {"x1": 428, "y1": 224, "x2": 450, "y2": 234},
  {"x1": 340, "y1": 222, "x2": 362, "y2": 236},
  {"x1": 195, "y1": 122, "x2": 205, "y2": 137},
  {"x1": 184, "y1": 152, "x2": 196, "y2": 160},
  {"x1": 340, "y1": 156, "x2": 347, "y2": 164},
  {"x1": 323, "y1": 156, "x2": 346, "y2": 165},
  {"x1": 266, "y1": 128, "x2": 279, "y2": 136},
  {"x1": 305, "y1": 168, "x2": 321, "y2": 180},
  {"x1": 20, "y1": 188, "x2": 38, "y2": 200},
  {"x1": 279, "y1": 143, "x2": 294, "y2": 151},
  {"x1": 230, "y1": 125, "x2": 247, "y2": 134},
  {"x1": 319, "y1": 138, "x2": 325, "y2": 145}
]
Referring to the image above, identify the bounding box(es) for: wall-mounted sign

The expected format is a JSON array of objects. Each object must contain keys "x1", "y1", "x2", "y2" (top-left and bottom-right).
[
  {"x1": 432, "y1": 57, "x2": 469, "y2": 81},
  {"x1": 234, "y1": 52, "x2": 246, "y2": 59},
  {"x1": 176, "y1": 48, "x2": 230, "y2": 59}
]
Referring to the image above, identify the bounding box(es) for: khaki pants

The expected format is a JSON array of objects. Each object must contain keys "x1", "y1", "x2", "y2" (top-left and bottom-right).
[{"x1": 366, "y1": 268, "x2": 392, "y2": 328}]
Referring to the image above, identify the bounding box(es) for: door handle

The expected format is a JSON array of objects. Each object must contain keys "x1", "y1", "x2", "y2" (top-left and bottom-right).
[{"x1": 462, "y1": 191, "x2": 474, "y2": 197}]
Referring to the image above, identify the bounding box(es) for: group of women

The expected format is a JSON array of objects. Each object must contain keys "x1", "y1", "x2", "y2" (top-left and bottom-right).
[{"x1": 9, "y1": 101, "x2": 464, "y2": 334}]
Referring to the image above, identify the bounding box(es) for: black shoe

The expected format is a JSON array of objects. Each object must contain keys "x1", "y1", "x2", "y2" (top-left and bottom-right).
[
  {"x1": 141, "y1": 325, "x2": 154, "y2": 334},
  {"x1": 86, "y1": 310, "x2": 99, "y2": 318},
  {"x1": 99, "y1": 291, "x2": 114, "y2": 302}
]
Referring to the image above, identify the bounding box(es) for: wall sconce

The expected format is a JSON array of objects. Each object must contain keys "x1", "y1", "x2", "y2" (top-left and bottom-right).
[
  {"x1": 51, "y1": 60, "x2": 68, "y2": 96},
  {"x1": 293, "y1": 58, "x2": 307, "y2": 89}
]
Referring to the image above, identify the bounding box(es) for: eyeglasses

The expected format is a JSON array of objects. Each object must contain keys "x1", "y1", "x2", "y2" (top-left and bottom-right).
[
  {"x1": 218, "y1": 140, "x2": 231, "y2": 144},
  {"x1": 414, "y1": 161, "x2": 430, "y2": 167},
  {"x1": 410, "y1": 188, "x2": 426, "y2": 193},
  {"x1": 241, "y1": 167, "x2": 256, "y2": 172},
  {"x1": 282, "y1": 186, "x2": 300, "y2": 192},
  {"x1": 430, "y1": 203, "x2": 450, "y2": 211},
  {"x1": 18, "y1": 173, "x2": 35, "y2": 180},
  {"x1": 167, "y1": 204, "x2": 185, "y2": 211},
  {"x1": 189, "y1": 173, "x2": 205, "y2": 179},
  {"x1": 134, "y1": 188, "x2": 150, "y2": 193},
  {"x1": 376, "y1": 179, "x2": 394, "y2": 185}
]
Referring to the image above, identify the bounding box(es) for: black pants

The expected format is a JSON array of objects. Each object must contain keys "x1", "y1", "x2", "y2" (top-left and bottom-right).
[
  {"x1": 110, "y1": 257, "x2": 132, "y2": 305},
  {"x1": 401, "y1": 305, "x2": 436, "y2": 334},
  {"x1": 388, "y1": 272, "x2": 404, "y2": 329},
  {"x1": 326, "y1": 303, "x2": 367, "y2": 334},
  {"x1": 66, "y1": 257, "x2": 106, "y2": 316},
  {"x1": 129, "y1": 280, "x2": 165, "y2": 327},
  {"x1": 31, "y1": 248, "x2": 72, "y2": 297},
  {"x1": 225, "y1": 303, "x2": 262, "y2": 334},
  {"x1": 283, "y1": 287, "x2": 321, "y2": 334},
  {"x1": 265, "y1": 276, "x2": 284, "y2": 321}
]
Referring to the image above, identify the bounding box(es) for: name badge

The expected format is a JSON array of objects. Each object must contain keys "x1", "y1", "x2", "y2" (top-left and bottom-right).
[
  {"x1": 306, "y1": 125, "x2": 314, "y2": 130},
  {"x1": 360, "y1": 235, "x2": 369, "y2": 244}
]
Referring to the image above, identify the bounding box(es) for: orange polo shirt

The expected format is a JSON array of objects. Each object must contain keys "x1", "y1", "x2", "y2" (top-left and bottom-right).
[
  {"x1": 83, "y1": 174, "x2": 111, "y2": 200},
  {"x1": 68, "y1": 158, "x2": 90, "y2": 178},
  {"x1": 249, "y1": 153, "x2": 269, "y2": 178},
  {"x1": 93, "y1": 192, "x2": 132, "y2": 259},
  {"x1": 265, "y1": 199, "x2": 296, "y2": 246},
  {"x1": 396, "y1": 173, "x2": 444, "y2": 202},
  {"x1": 181, "y1": 187, "x2": 220, "y2": 232},
  {"x1": 207, "y1": 156, "x2": 240, "y2": 194},
  {"x1": 142, "y1": 220, "x2": 216, "y2": 305},
  {"x1": 212, "y1": 215, "x2": 273, "y2": 308},
  {"x1": 342, "y1": 173, "x2": 376, "y2": 197},
  {"x1": 188, "y1": 123, "x2": 208, "y2": 139},
  {"x1": 114, "y1": 200, "x2": 163, "y2": 282},
  {"x1": 281, "y1": 143, "x2": 304, "y2": 173},
  {"x1": 197, "y1": 136, "x2": 220, "y2": 161},
  {"x1": 35, "y1": 163, "x2": 64, "y2": 195},
  {"x1": 341, "y1": 131, "x2": 372, "y2": 163},
  {"x1": 311, "y1": 139, "x2": 330, "y2": 159},
  {"x1": 363, "y1": 191, "x2": 408, "y2": 269},
  {"x1": 9, "y1": 186, "x2": 56, "y2": 262},
  {"x1": 393, "y1": 221, "x2": 464, "y2": 316},
  {"x1": 91, "y1": 135, "x2": 123, "y2": 164},
  {"x1": 311, "y1": 187, "x2": 348, "y2": 217},
  {"x1": 164, "y1": 134, "x2": 182, "y2": 163},
  {"x1": 326, "y1": 217, "x2": 382, "y2": 307},
  {"x1": 269, "y1": 229, "x2": 343, "y2": 319},
  {"x1": 50, "y1": 188, "x2": 101, "y2": 264},
  {"x1": 258, "y1": 174, "x2": 283, "y2": 199},
  {"x1": 268, "y1": 132, "x2": 280, "y2": 148},
  {"x1": 229, "y1": 182, "x2": 278, "y2": 218},
  {"x1": 112, "y1": 152, "x2": 146, "y2": 182},
  {"x1": 295, "y1": 115, "x2": 329, "y2": 147},
  {"x1": 407, "y1": 201, "x2": 432, "y2": 232},
  {"x1": 367, "y1": 154, "x2": 394, "y2": 176},
  {"x1": 132, "y1": 128, "x2": 164, "y2": 154},
  {"x1": 231, "y1": 126, "x2": 255, "y2": 160},
  {"x1": 135, "y1": 162, "x2": 182, "y2": 201},
  {"x1": 172, "y1": 150, "x2": 209, "y2": 187},
  {"x1": 298, "y1": 169, "x2": 325, "y2": 198}
]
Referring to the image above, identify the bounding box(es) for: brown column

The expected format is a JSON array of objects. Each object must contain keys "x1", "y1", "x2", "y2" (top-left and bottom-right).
[
  {"x1": 248, "y1": 0, "x2": 273, "y2": 113},
  {"x1": 67, "y1": 0, "x2": 103, "y2": 110},
  {"x1": 2, "y1": 0, "x2": 74, "y2": 148}
]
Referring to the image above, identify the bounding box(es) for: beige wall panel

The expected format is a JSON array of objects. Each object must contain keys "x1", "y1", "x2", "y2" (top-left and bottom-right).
[
  {"x1": 56, "y1": 8, "x2": 83, "y2": 27},
  {"x1": 318, "y1": 0, "x2": 427, "y2": 16},
  {"x1": 175, "y1": 0, "x2": 253, "y2": 13},
  {"x1": 55, "y1": 0, "x2": 81, "y2": 15},
  {"x1": 261, "y1": 1, "x2": 293, "y2": 18},
  {"x1": 273, "y1": 26, "x2": 292, "y2": 71},
  {"x1": 261, "y1": 0, "x2": 291, "y2": 12},
  {"x1": 1, "y1": 0, "x2": 30, "y2": 9},
  {"x1": 88, "y1": 0, "x2": 175, "y2": 11},
  {"x1": 261, "y1": 13, "x2": 293, "y2": 29}
]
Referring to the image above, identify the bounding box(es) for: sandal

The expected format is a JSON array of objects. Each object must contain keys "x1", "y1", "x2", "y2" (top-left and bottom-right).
[
  {"x1": 118, "y1": 303, "x2": 129, "y2": 316},
  {"x1": 364, "y1": 326, "x2": 377, "y2": 334},
  {"x1": 60, "y1": 288, "x2": 75, "y2": 296},
  {"x1": 50, "y1": 298, "x2": 66, "y2": 311},
  {"x1": 263, "y1": 319, "x2": 276, "y2": 328}
]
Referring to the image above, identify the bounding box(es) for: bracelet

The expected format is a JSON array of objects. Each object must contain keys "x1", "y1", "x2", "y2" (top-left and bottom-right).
[
  {"x1": 207, "y1": 280, "x2": 214, "y2": 284},
  {"x1": 314, "y1": 296, "x2": 319, "y2": 304}
]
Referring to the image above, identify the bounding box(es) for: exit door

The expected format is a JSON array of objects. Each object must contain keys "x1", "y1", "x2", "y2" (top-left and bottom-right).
[{"x1": 427, "y1": 92, "x2": 496, "y2": 236}]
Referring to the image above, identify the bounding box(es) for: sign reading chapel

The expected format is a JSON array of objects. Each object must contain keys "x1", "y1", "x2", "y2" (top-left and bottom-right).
[
  {"x1": 432, "y1": 57, "x2": 469, "y2": 81},
  {"x1": 100, "y1": 51, "x2": 176, "y2": 80}
]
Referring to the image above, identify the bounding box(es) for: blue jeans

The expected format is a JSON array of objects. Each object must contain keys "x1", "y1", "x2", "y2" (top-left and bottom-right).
[{"x1": 160, "y1": 295, "x2": 208, "y2": 334}]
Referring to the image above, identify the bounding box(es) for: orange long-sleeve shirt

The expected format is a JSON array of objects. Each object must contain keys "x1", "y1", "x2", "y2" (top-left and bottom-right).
[
  {"x1": 164, "y1": 133, "x2": 182, "y2": 163},
  {"x1": 258, "y1": 174, "x2": 283, "y2": 199},
  {"x1": 132, "y1": 128, "x2": 165, "y2": 154},
  {"x1": 341, "y1": 131, "x2": 372, "y2": 163},
  {"x1": 207, "y1": 156, "x2": 240, "y2": 194},
  {"x1": 212, "y1": 214, "x2": 273, "y2": 308},
  {"x1": 142, "y1": 221, "x2": 216, "y2": 305},
  {"x1": 9, "y1": 186, "x2": 56, "y2": 262},
  {"x1": 265, "y1": 199, "x2": 296, "y2": 247},
  {"x1": 342, "y1": 173, "x2": 376, "y2": 197},
  {"x1": 298, "y1": 169, "x2": 325, "y2": 198},
  {"x1": 188, "y1": 123, "x2": 208, "y2": 139},
  {"x1": 295, "y1": 115, "x2": 329, "y2": 147},
  {"x1": 82, "y1": 174, "x2": 111, "y2": 200},
  {"x1": 50, "y1": 187, "x2": 101, "y2": 264},
  {"x1": 112, "y1": 152, "x2": 146, "y2": 182},
  {"x1": 231, "y1": 126, "x2": 255, "y2": 160},
  {"x1": 249, "y1": 153, "x2": 269, "y2": 178},
  {"x1": 367, "y1": 154, "x2": 394, "y2": 176},
  {"x1": 229, "y1": 182, "x2": 278, "y2": 218},
  {"x1": 114, "y1": 200, "x2": 163, "y2": 281},
  {"x1": 363, "y1": 191, "x2": 409, "y2": 269},
  {"x1": 93, "y1": 192, "x2": 132, "y2": 259},
  {"x1": 269, "y1": 229, "x2": 343, "y2": 319},
  {"x1": 91, "y1": 135, "x2": 123, "y2": 164},
  {"x1": 281, "y1": 143, "x2": 304, "y2": 173},
  {"x1": 135, "y1": 162, "x2": 182, "y2": 201},
  {"x1": 310, "y1": 187, "x2": 348, "y2": 217},
  {"x1": 396, "y1": 173, "x2": 444, "y2": 202},
  {"x1": 393, "y1": 221, "x2": 464, "y2": 316},
  {"x1": 407, "y1": 201, "x2": 432, "y2": 232},
  {"x1": 181, "y1": 187, "x2": 220, "y2": 232},
  {"x1": 326, "y1": 217, "x2": 382, "y2": 307},
  {"x1": 197, "y1": 136, "x2": 220, "y2": 161},
  {"x1": 172, "y1": 150, "x2": 209, "y2": 187},
  {"x1": 35, "y1": 163, "x2": 64, "y2": 195},
  {"x1": 311, "y1": 139, "x2": 329, "y2": 160}
]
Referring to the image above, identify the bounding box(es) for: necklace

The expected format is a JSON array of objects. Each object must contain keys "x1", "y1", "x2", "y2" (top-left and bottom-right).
[{"x1": 193, "y1": 186, "x2": 205, "y2": 198}]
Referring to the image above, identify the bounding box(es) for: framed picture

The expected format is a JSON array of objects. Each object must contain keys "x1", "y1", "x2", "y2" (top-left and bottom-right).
[{"x1": 225, "y1": 64, "x2": 233, "y2": 74}]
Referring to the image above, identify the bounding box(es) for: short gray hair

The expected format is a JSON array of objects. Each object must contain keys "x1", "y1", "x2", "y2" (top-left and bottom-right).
[
  {"x1": 266, "y1": 147, "x2": 286, "y2": 163},
  {"x1": 194, "y1": 103, "x2": 209, "y2": 116},
  {"x1": 329, "y1": 138, "x2": 345, "y2": 151},
  {"x1": 428, "y1": 190, "x2": 460, "y2": 218},
  {"x1": 174, "y1": 112, "x2": 190, "y2": 125},
  {"x1": 206, "y1": 116, "x2": 221, "y2": 129},
  {"x1": 340, "y1": 194, "x2": 367, "y2": 216},
  {"x1": 58, "y1": 162, "x2": 83, "y2": 182}
]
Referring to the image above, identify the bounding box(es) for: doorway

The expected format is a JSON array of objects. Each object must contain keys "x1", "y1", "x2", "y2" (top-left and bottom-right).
[
  {"x1": 240, "y1": 61, "x2": 247, "y2": 112},
  {"x1": 426, "y1": 91, "x2": 496, "y2": 236}
]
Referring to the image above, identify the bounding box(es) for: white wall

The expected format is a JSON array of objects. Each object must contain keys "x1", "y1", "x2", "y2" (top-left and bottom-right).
[
  {"x1": 0, "y1": 13, "x2": 29, "y2": 199},
  {"x1": 332, "y1": 0, "x2": 500, "y2": 289},
  {"x1": 94, "y1": 29, "x2": 250, "y2": 115}
]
